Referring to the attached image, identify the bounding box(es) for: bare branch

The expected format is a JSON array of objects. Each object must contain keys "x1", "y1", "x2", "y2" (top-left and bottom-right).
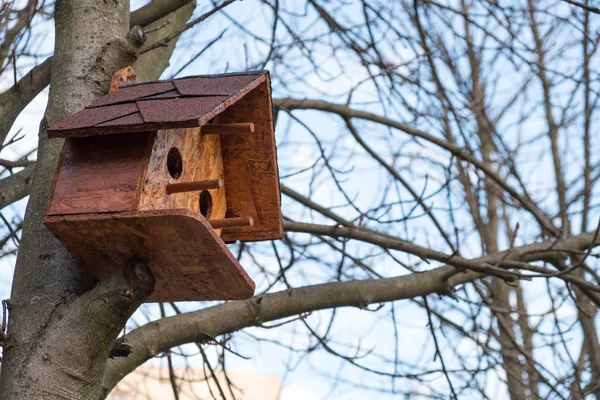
[
  {"x1": 0, "y1": 164, "x2": 35, "y2": 210},
  {"x1": 102, "y1": 227, "x2": 600, "y2": 392},
  {"x1": 141, "y1": 0, "x2": 238, "y2": 54},
  {"x1": 275, "y1": 98, "x2": 559, "y2": 236},
  {"x1": 130, "y1": 0, "x2": 194, "y2": 28},
  {"x1": 561, "y1": 0, "x2": 600, "y2": 14},
  {"x1": 0, "y1": 58, "x2": 50, "y2": 145}
]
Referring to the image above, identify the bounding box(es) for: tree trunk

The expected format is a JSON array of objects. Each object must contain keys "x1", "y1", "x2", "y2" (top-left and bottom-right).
[{"x1": 0, "y1": 1, "x2": 155, "y2": 398}]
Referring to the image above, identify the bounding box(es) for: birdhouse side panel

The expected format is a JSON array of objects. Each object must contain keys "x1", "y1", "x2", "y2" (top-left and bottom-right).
[
  {"x1": 218, "y1": 80, "x2": 283, "y2": 242},
  {"x1": 45, "y1": 132, "x2": 155, "y2": 216},
  {"x1": 137, "y1": 127, "x2": 227, "y2": 234}
]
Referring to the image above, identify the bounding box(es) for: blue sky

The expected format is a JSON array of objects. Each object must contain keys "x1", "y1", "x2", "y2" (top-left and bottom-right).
[{"x1": 2, "y1": 0, "x2": 599, "y2": 398}]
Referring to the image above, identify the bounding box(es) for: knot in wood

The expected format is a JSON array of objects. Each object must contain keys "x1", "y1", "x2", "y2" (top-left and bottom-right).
[{"x1": 126, "y1": 25, "x2": 146, "y2": 47}]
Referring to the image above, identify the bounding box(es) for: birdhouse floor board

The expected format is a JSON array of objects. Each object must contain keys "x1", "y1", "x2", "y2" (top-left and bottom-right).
[{"x1": 43, "y1": 209, "x2": 255, "y2": 302}]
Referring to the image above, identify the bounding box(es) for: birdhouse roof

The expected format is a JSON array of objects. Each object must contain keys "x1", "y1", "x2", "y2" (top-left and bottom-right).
[{"x1": 47, "y1": 71, "x2": 270, "y2": 137}]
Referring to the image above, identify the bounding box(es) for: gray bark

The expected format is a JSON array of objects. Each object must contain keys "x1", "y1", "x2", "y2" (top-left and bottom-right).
[
  {"x1": 0, "y1": 164, "x2": 35, "y2": 210},
  {"x1": 0, "y1": 58, "x2": 51, "y2": 146},
  {"x1": 0, "y1": 0, "x2": 197, "y2": 397},
  {"x1": 0, "y1": 1, "x2": 153, "y2": 398},
  {"x1": 102, "y1": 227, "x2": 600, "y2": 390}
]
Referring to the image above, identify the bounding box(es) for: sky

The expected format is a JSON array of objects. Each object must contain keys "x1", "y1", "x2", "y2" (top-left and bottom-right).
[
  {"x1": 0, "y1": 2, "x2": 436, "y2": 398},
  {"x1": 1, "y1": 0, "x2": 598, "y2": 398}
]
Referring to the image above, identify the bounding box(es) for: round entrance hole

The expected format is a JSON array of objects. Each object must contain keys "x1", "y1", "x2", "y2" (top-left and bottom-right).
[
  {"x1": 199, "y1": 190, "x2": 213, "y2": 218},
  {"x1": 167, "y1": 147, "x2": 182, "y2": 179}
]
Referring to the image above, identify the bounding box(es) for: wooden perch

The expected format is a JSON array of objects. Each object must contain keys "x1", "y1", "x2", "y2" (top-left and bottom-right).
[
  {"x1": 202, "y1": 122, "x2": 254, "y2": 135},
  {"x1": 166, "y1": 178, "x2": 223, "y2": 194},
  {"x1": 210, "y1": 217, "x2": 254, "y2": 230}
]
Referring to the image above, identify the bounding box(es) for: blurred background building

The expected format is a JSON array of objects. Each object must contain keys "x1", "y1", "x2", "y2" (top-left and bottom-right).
[{"x1": 108, "y1": 367, "x2": 282, "y2": 400}]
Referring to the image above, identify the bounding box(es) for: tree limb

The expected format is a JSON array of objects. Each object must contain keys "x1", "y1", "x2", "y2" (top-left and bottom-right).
[
  {"x1": 274, "y1": 98, "x2": 559, "y2": 237},
  {"x1": 0, "y1": 58, "x2": 50, "y2": 145},
  {"x1": 133, "y1": 1, "x2": 195, "y2": 82},
  {"x1": 141, "y1": 0, "x2": 238, "y2": 54},
  {"x1": 561, "y1": 0, "x2": 600, "y2": 14},
  {"x1": 0, "y1": 0, "x2": 196, "y2": 146},
  {"x1": 102, "y1": 229, "x2": 600, "y2": 392},
  {"x1": 0, "y1": 164, "x2": 35, "y2": 210},
  {"x1": 0, "y1": 0, "x2": 36, "y2": 70},
  {"x1": 130, "y1": 0, "x2": 195, "y2": 28}
]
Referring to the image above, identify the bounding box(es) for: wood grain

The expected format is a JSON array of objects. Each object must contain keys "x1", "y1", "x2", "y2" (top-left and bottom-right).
[
  {"x1": 43, "y1": 209, "x2": 255, "y2": 302},
  {"x1": 202, "y1": 122, "x2": 254, "y2": 135},
  {"x1": 137, "y1": 127, "x2": 227, "y2": 235},
  {"x1": 219, "y1": 79, "x2": 283, "y2": 242},
  {"x1": 46, "y1": 133, "x2": 154, "y2": 216},
  {"x1": 166, "y1": 178, "x2": 223, "y2": 194},
  {"x1": 210, "y1": 217, "x2": 253, "y2": 230}
]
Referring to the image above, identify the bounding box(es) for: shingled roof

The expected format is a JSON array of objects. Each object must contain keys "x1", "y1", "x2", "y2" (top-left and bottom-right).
[{"x1": 47, "y1": 71, "x2": 269, "y2": 138}]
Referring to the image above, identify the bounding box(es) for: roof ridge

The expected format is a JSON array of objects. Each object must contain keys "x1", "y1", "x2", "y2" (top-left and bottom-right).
[
  {"x1": 86, "y1": 93, "x2": 230, "y2": 109},
  {"x1": 121, "y1": 70, "x2": 268, "y2": 88}
]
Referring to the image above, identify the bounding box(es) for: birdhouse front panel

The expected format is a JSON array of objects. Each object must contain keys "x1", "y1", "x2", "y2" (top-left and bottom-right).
[
  {"x1": 43, "y1": 71, "x2": 282, "y2": 302},
  {"x1": 137, "y1": 127, "x2": 227, "y2": 236}
]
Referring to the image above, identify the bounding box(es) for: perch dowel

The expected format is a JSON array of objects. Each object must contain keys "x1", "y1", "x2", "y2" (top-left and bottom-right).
[
  {"x1": 210, "y1": 217, "x2": 254, "y2": 230},
  {"x1": 166, "y1": 178, "x2": 223, "y2": 194},
  {"x1": 202, "y1": 123, "x2": 254, "y2": 135}
]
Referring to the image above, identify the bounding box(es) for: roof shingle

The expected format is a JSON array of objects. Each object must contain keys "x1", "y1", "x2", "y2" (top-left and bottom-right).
[
  {"x1": 174, "y1": 74, "x2": 261, "y2": 96},
  {"x1": 87, "y1": 81, "x2": 175, "y2": 108},
  {"x1": 136, "y1": 96, "x2": 228, "y2": 124},
  {"x1": 96, "y1": 112, "x2": 145, "y2": 127},
  {"x1": 47, "y1": 71, "x2": 268, "y2": 137},
  {"x1": 51, "y1": 103, "x2": 139, "y2": 131}
]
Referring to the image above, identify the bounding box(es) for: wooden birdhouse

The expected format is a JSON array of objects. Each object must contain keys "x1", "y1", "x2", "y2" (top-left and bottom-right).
[{"x1": 43, "y1": 71, "x2": 282, "y2": 302}]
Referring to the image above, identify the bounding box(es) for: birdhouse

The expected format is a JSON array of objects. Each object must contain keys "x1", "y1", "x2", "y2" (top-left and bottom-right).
[{"x1": 43, "y1": 71, "x2": 282, "y2": 302}]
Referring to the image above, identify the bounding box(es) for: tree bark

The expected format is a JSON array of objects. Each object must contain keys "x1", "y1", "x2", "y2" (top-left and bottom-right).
[
  {"x1": 0, "y1": 164, "x2": 34, "y2": 210},
  {"x1": 0, "y1": 0, "x2": 192, "y2": 147},
  {"x1": 133, "y1": 1, "x2": 195, "y2": 82},
  {"x1": 0, "y1": 1, "x2": 154, "y2": 398},
  {"x1": 102, "y1": 227, "x2": 600, "y2": 391}
]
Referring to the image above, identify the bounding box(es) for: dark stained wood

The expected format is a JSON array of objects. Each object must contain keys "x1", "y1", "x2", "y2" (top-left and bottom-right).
[
  {"x1": 48, "y1": 120, "x2": 201, "y2": 138},
  {"x1": 210, "y1": 217, "x2": 253, "y2": 230},
  {"x1": 166, "y1": 178, "x2": 223, "y2": 194},
  {"x1": 219, "y1": 79, "x2": 283, "y2": 242},
  {"x1": 43, "y1": 72, "x2": 283, "y2": 303},
  {"x1": 202, "y1": 122, "x2": 254, "y2": 135},
  {"x1": 43, "y1": 209, "x2": 255, "y2": 302},
  {"x1": 46, "y1": 132, "x2": 154, "y2": 216},
  {"x1": 47, "y1": 74, "x2": 268, "y2": 138}
]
